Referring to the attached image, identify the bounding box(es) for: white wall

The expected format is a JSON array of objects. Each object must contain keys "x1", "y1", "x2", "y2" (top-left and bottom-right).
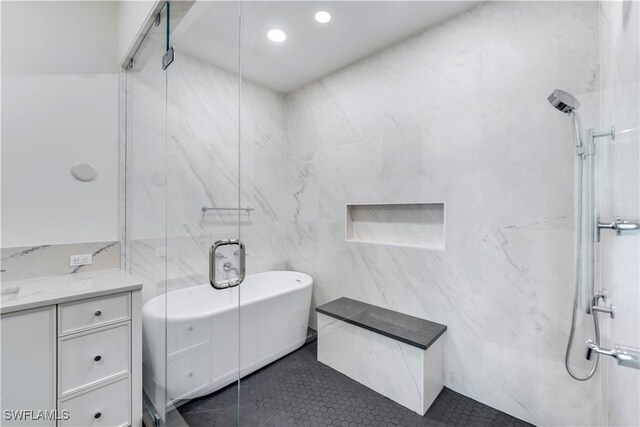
[
  {"x1": 1, "y1": 1, "x2": 118, "y2": 75},
  {"x1": 285, "y1": 2, "x2": 603, "y2": 426},
  {"x1": 1, "y1": 1, "x2": 120, "y2": 247}
]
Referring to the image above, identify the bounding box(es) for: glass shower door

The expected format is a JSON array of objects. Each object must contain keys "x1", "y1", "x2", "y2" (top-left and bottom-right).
[
  {"x1": 124, "y1": 4, "x2": 171, "y2": 425},
  {"x1": 125, "y1": 2, "x2": 244, "y2": 425},
  {"x1": 164, "y1": 1, "x2": 244, "y2": 425}
]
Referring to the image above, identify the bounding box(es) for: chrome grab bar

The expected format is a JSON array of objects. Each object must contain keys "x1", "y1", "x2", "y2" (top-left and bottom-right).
[
  {"x1": 202, "y1": 206, "x2": 254, "y2": 213},
  {"x1": 209, "y1": 239, "x2": 246, "y2": 290},
  {"x1": 586, "y1": 340, "x2": 640, "y2": 370},
  {"x1": 597, "y1": 218, "x2": 640, "y2": 240}
]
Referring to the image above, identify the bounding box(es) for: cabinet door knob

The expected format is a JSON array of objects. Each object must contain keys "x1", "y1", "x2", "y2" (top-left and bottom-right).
[
  {"x1": 94, "y1": 310, "x2": 102, "y2": 316},
  {"x1": 94, "y1": 355, "x2": 102, "y2": 362},
  {"x1": 94, "y1": 412, "x2": 101, "y2": 419}
]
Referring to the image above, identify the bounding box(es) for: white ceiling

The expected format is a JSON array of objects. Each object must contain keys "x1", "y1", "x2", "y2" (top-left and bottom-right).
[{"x1": 175, "y1": 1, "x2": 478, "y2": 94}]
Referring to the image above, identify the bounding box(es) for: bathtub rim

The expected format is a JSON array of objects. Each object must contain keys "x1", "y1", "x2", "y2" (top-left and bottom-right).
[{"x1": 142, "y1": 271, "x2": 313, "y2": 321}]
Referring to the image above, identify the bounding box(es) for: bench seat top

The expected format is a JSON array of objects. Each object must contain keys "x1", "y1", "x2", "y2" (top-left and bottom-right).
[{"x1": 316, "y1": 297, "x2": 447, "y2": 350}]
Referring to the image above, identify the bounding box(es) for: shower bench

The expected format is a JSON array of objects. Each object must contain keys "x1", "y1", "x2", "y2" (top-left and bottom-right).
[{"x1": 316, "y1": 297, "x2": 446, "y2": 415}]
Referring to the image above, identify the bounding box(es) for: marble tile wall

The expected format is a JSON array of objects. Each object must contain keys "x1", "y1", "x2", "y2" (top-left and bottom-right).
[
  {"x1": 598, "y1": 2, "x2": 640, "y2": 426},
  {"x1": 346, "y1": 203, "x2": 445, "y2": 249},
  {"x1": 1, "y1": 241, "x2": 121, "y2": 281},
  {"x1": 317, "y1": 313, "x2": 444, "y2": 415},
  {"x1": 168, "y1": 51, "x2": 287, "y2": 280},
  {"x1": 126, "y1": 42, "x2": 287, "y2": 414},
  {"x1": 285, "y1": 2, "x2": 603, "y2": 425},
  {"x1": 122, "y1": 1, "x2": 627, "y2": 425},
  {"x1": 126, "y1": 48, "x2": 287, "y2": 305}
]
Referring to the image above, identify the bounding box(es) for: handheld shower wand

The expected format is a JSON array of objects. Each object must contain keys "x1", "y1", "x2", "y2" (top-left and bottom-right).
[
  {"x1": 548, "y1": 89, "x2": 583, "y2": 152},
  {"x1": 548, "y1": 89, "x2": 599, "y2": 381}
]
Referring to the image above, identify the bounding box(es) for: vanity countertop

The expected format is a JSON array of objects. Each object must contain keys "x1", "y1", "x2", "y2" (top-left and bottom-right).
[{"x1": 1, "y1": 268, "x2": 143, "y2": 314}]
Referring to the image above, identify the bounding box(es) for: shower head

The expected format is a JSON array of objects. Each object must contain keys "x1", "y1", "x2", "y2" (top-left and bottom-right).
[
  {"x1": 549, "y1": 89, "x2": 584, "y2": 150},
  {"x1": 548, "y1": 89, "x2": 580, "y2": 114}
]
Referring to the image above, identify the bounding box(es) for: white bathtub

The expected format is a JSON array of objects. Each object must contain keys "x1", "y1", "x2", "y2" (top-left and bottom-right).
[{"x1": 142, "y1": 271, "x2": 313, "y2": 405}]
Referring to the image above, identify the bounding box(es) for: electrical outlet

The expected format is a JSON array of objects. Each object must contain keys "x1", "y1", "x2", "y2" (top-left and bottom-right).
[{"x1": 69, "y1": 254, "x2": 93, "y2": 267}]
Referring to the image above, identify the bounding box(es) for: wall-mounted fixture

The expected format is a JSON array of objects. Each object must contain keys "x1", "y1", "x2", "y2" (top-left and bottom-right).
[
  {"x1": 201, "y1": 206, "x2": 254, "y2": 213},
  {"x1": 587, "y1": 341, "x2": 640, "y2": 370},
  {"x1": 596, "y1": 218, "x2": 639, "y2": 239},
  {"x1": 549, "y1": 90, "x2": 637, "y2": 382},
  {"x1": 70, "y1": 162, "x2": 97, "y2": 182}
]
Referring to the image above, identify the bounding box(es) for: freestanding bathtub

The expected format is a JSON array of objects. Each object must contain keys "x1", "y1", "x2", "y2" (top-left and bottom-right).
[{"x1": 142, "y1": 271, "x2": 313, "y2": 405}]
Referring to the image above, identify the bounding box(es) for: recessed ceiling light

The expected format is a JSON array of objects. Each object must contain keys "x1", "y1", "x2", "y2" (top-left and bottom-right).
[
  {"x1": 314, "y1": 11, "x2": 331, "y2": 24},
  {"x1": 267, "y1": 28, "x2": 287, "y2": 42}
]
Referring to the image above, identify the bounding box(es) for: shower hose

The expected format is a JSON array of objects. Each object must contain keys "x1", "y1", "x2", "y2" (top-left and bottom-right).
[{"x1": 565, "y1": 118, "x2": 600, "y2": 381}]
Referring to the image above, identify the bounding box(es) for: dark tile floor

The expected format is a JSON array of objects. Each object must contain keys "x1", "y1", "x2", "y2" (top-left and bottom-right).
[{"x1": 175, "y1": 340, "x2": 532, "y2": 427}]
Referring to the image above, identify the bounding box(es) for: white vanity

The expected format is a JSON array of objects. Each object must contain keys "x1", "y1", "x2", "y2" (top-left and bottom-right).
[{"x1": 1, "y1": 269, "x2": 142, "y2": 427}]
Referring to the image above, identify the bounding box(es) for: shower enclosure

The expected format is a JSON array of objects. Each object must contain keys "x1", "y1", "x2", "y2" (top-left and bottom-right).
[{"x1": 122, "y1": 1, "x2": 640, "y2": 426}]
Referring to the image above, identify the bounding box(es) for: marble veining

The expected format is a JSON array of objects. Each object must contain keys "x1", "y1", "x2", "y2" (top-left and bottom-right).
[
  {"x1": 285, "y1": 2, "x2": 602, "y2": 426},
  {"x1": 126, "y1": 50, "x2": 287, "y2": 306},
  {"x1": 119, "y1": 1, "x2": 617, "y2": 426},
  {"x1": 317, "y1": 313, "x2": 444, "y2": 415},
  {"x1": 1, "y1": 241, "x2": 121, "y2": 281}
]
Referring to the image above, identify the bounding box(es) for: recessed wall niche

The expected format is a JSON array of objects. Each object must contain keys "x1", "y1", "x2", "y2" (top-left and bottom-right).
[{"x1": 345, "y1": 203, "x2": 445, "y2": 250}]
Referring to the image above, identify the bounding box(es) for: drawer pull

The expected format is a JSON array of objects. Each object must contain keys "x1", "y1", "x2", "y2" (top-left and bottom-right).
[
  {"x1": 94, "y1": 355, "x2": 102, "y2": 362},
  {"x1": 60, "y1": 293, "x2": 129, "y2": 335},
  {"x1": 94, "y1": 412, "x2": 102, "y2": 419}
]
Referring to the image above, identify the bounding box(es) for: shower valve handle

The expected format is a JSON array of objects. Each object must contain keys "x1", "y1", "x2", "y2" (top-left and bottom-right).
[
  {"x1": 586, "y1": 340, "x2": 640, "y2": 370},
  {"x1": 586, "y1": 346, "x2": 593, "y2": 361},
  {"x1": 597, "y1": 218, "x2": 640, "y2": 240}
]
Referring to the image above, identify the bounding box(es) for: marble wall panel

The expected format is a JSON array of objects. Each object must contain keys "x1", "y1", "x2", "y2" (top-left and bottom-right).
[
  {"x1": 1, "y1": 241, "x2": 120, "y2": 281},
  {"x1": 285, "y1": 2, "x2": 603, "y2": 425},
  {"x1": 127, "y1": 51, "x2": 287, "y2": 305}
]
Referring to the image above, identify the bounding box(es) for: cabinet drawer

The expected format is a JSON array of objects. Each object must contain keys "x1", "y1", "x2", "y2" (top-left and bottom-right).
[
  {"x1": 59, "y1": 376, "x2": 130, "y2": 427},
  {"x1": 59, "y1": 323, "x2": 130, "y2": 396},
  {"x1": 59, "y1": 293, "x2": 130, "y2": 335}
]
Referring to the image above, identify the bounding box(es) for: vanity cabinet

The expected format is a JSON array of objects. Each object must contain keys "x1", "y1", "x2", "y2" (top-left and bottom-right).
[
  {"x1": 1, "y1": 306, "x2": 56, "y2": 427},
  {"x1": 1, "y1": 289, "x2": 141, "y2": 427}
]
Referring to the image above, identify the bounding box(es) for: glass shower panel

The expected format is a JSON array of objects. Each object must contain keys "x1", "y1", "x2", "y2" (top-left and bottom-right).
[
  {"x1": 164, "y1": 2, "x2": 243, "y2": 425},
  {"x1": 237, "y1": 4, "x2": 305, "y2": 424},
  {"x1": 124, "y1": 5, "x2": 171, "y2": 425},
  {"x1": 598, "y1": 2, "x2": 640, "y2": 422},
  {"x1": 122, "y1": 2, "x2": 639, "y2": 426}
]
